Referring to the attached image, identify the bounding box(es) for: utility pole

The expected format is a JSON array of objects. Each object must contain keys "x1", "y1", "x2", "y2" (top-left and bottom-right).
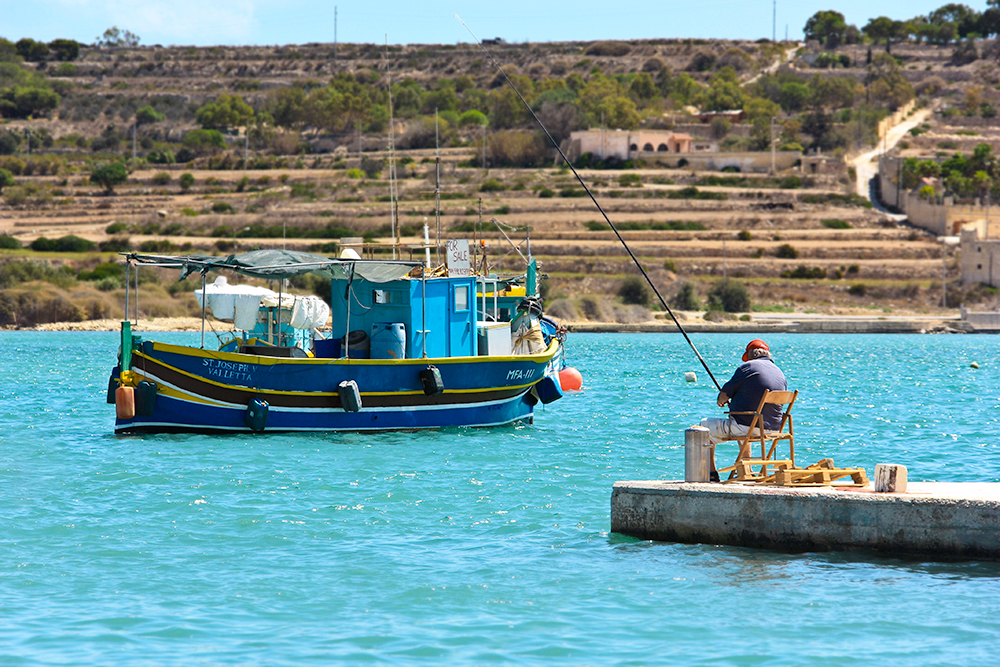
[
  {"x1": 772, "y1": 0, "x2": 776, "y2": 42},
  {"x1": 482, "y1": 114, "x2": 486, "y2": 169},
  {"x1": 941, "y1": 240, "x2": 947, "y2": 309},
  {"x1": 770, "y1": 116, "x2": 776, "y2": 175}
]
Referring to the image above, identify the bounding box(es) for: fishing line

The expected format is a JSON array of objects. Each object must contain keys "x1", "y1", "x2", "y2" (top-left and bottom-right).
[{"x1": 455, "y1": 14, "x2": 723, "y2": 391}]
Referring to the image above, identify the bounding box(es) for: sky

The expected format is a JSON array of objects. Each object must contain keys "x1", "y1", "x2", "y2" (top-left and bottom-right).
[{"x1": 0, "y1": 0, "x2": 992, "y2": 48}]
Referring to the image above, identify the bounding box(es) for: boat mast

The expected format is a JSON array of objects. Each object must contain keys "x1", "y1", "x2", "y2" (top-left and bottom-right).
[
  {"x1": 435, "y1": 109, "x2": 441, "y2": 266},
  {"x1": 384, "y1": 37, "x2": 398, "y2": 260}
]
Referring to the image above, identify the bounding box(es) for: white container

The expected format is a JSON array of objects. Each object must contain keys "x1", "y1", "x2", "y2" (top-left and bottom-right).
[{"x1": 478, "y1": 322, "x2": 512, "y2": 356}]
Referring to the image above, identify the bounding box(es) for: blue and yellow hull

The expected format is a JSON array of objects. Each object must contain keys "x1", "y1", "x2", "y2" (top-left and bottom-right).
[{"x1": 114, "y1": 339, "x2": 561, "y2": 434}]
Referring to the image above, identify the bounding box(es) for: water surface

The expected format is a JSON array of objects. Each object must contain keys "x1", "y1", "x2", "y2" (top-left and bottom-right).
[{"x1": 1, "y1": 332, "x2": 998, "y2": 665}]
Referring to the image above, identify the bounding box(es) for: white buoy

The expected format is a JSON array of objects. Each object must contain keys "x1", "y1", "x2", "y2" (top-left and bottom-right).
[
  {"x1": 971, "y1": 362, "x2": 980, "y2": 369},
  {"x1": 684, "y1": 372, "x2": 697, "y2": 383}
]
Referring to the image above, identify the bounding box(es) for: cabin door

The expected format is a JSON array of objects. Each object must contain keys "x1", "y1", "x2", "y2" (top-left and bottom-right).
[{"x1": 449, "y1": 282, "x2": 473, "y2": 356}]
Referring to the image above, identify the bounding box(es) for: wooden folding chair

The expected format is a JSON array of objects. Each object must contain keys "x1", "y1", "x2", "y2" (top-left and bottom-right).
[{"x1": 717, "y1": 389, "x2": 798, "y2": 483}]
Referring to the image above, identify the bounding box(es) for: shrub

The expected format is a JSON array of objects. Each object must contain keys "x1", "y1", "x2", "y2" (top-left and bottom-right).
[
  {"x1": 618, "y1": 276, "x2": 651, "y2": 306},
  {"x1": 90, "y1": 162, "x2": 128, "y2": 193},
  {"x1": 105, "y1": 222, "x2": 127, "y2": 234},
  {"x1": 211, "y1": 201, "x2": 234, "y2": 214},
  {"x1": 360, "y1": 157, "x2": 383, "y2": 179},
  {"x1": 781, "y1": 265, "x2": 826, "y2": 279},
  {"x1": 579, "y1": 295, "x2": 609, "y2": 321},
  {"x1": 821, "y1": 219, "x2": 851, "y2": 229},
  {"x1": 775, "y1": 243, "x2": 798, "y2": 259},
  {"x1": 0, "y1": 168, "x2": 13, "y2": 191},
  {"x1": 618, "y1": 173, "x2": 642, "y2": 187},
  {"x1": 151, "y1": 172, "x2": 172, "y2": 185},
  {"x1": 585, "y1": 41, "x2": 631, "y2": 56},
  {"x1": 30, "y1": 235, "x2": 96, "y2": 252},
  {"x1": 537, "y1": 186, "x2": 555, "y2": 198},
  {"x1": 707, "y1": 279, "x2": 751, "y2": 312},
  {"x1": 346, "y1": 168, "x2": 364, "y2": 179},
  {"x1": 737, "y1": 229, "x2": 752, "y2": 241},
  {"x1": 147, "y1": 149, "x2": 176, "y2": 164},
  {"x1": 78, "y1": 261, "x2": 124, "y2": 282},
  {"x1": 480, "y1": 177, "x2": 507, "y2": 192},
  {"x1": 671, "y1": 282, "x2": 700, "y2": 310},
  {"x1": 848, "y1": 283, "x2": 866, "y2": 296},
  {"x1": 779, "y1": 175, "x2": 802, "y2": 189},
  {"x1": 0, "y1": 234, "x2": 20, "y2": 249},
  {"x1": 182, "y1": 128, "x2": 226, "y2": 154},
  {"x1": 179, "y1": 172, "x2": 195, "y2": 192}
]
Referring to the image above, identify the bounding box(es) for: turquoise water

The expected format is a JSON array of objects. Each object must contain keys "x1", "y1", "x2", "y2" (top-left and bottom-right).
[{"x1": 1, "y1": 331, "x2": 999, "y2": 665}]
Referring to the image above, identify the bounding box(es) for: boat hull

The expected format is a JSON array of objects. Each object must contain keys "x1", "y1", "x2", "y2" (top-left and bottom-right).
[{"x1": 114, "y1": 340, "x2": 560, "y2": 434}]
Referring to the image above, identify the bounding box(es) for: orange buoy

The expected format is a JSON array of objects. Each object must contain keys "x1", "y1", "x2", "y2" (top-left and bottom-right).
[
  {"x1": 115, "y1": 385, "x2": 136, "y2": 420},
  {"x1": 558, "y1": 366, "x2": 583, "y2": 392}
]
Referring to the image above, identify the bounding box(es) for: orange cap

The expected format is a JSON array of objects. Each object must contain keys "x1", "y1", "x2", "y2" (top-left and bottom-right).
[{"x1": 742, "y1": 339, "x2": 769, "y2": 362}]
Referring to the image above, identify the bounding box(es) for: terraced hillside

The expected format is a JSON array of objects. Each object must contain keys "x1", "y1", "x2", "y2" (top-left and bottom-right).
[{"x1": 2, "y1": 34, "x2": 999, "y2": 326}]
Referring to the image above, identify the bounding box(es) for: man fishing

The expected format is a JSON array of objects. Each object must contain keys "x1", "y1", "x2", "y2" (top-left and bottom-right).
[{"x1": 700, "y1": 339, "x2": 787, "y2": 482}]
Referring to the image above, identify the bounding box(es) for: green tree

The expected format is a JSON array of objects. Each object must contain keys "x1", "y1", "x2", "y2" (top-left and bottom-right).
[
  {"x1": 0, "y1": 168, "x2": 14, "y2": 191},
  {"x1": 670, "y1": 283, "x2": 700, "y2": 310},
  {"x1": 863, "y1": 16, "x2": 909, "y2": 53},
  {"x1": 195, "y1": 94, "x2": 253, "y2": 131},
  {"x1": 15, "y1": 38, "x2": 49, "y2": 61},
  {"x1": 618, "y1": 276, "x2": 651, "y2": 306},
  {"x1": 0, "y1": 86, "x2": 60, "y2": 118},
  {"x1": 182, "y1": 128, "x2": 226, "y2": 154},
  {"x1": 700, "y1": 67, "x2": 747, "y2": 112},
  {"x1": 90, "y1": 162, "x2": 128, "y2": 193},
  {"x1": 96, "y1": 26, "x2": 140, "y2": 48},
  {"x1": 135, "y1": 105, "x2": 165, "y2": 125},
  {"x1": 179, "y1": 172, "x2": 195, "y2": 192},
  {"x1": 804, "y1": 10, "x2": 850, "y2": 48},
  {"x1": 48, "y1": 39, "x2": 80, "y2": 61},
  {"x1": 708, "y1": 279, "x2": 751, "y2": 312}
]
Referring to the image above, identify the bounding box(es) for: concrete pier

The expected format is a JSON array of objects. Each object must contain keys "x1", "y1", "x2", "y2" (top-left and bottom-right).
[{"x1": 611, "y1": 481, "x2": 1000, "y2": 560}]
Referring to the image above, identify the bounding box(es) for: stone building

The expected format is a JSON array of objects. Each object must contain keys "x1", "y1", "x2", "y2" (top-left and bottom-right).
[
  {"x1": 960, "y1": 223, "x2": 1000, "y2": 288},
  {"x1": 565, "y1": 129, "x2": 693, "y2": 162}
]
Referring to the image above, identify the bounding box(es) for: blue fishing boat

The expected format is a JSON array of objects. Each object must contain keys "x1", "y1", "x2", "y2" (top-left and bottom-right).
[{"x1": 109, "y1": 249, "x2": 574, "y2": 434}]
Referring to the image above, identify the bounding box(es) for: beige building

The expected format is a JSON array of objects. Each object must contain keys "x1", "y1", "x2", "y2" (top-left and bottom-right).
[
  {"x1": 960, "y1": 224, "x2": 1000, "y2": 288},
  {"x1": 566, "y1": 129, "x2": 693, "y2": 162}
]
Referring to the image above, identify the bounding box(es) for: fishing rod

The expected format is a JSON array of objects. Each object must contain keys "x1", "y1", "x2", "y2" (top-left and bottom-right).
[{"x1": 455, "y1": 15, "x2": 723, "y2": 391}]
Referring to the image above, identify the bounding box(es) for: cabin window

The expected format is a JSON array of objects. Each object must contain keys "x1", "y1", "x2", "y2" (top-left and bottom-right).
[
  {"x1": 373, "y1": 289, "x2": 407, "y2": 304},
  {"x1": 454, "y1": 284, "x2": 469, "y2": 311}
]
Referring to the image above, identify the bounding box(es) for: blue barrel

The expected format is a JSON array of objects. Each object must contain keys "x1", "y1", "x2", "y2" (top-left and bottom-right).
[
  {"x1": 370, "y1": 323, "x2": 406, "y2": 360},
  {"x1": 245, "y1": 398, "x2": 268, "y2": 432},
  {"x1": 135, "y1": 380, "x2": 158, "y2": 416},
  {"x1": 533, "y1": 375, "x2": 564, "y2": 404}
]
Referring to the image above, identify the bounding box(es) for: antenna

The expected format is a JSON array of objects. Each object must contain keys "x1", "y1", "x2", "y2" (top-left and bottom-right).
[
  {"x1": 772, "y1": 0, "x2": 776, "y2": 42},
  {"x1": 435, "y1": 109, "x2": 441, "y2": 266},
  {"x1": 384, "y1": 36, "x2": 398, "y2": 259}
]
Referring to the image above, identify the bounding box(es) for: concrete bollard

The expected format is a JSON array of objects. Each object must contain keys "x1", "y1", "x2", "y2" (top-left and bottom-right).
[
  {"x1": 684, "y1": 426, "x2": 712, "y2": 483},
  {"x1": 874, "y1": 463, "x2": 908, "y2": 493}
]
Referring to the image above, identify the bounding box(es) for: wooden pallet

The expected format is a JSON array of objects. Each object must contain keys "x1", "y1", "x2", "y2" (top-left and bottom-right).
[{"x1": 725, "y1": 458, "x2": 868, "y2": 487}]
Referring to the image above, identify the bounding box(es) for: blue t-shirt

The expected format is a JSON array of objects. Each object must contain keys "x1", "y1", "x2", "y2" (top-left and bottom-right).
[{"x1": 722, "y1": 357, "x2": 787, "y2": 430}]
